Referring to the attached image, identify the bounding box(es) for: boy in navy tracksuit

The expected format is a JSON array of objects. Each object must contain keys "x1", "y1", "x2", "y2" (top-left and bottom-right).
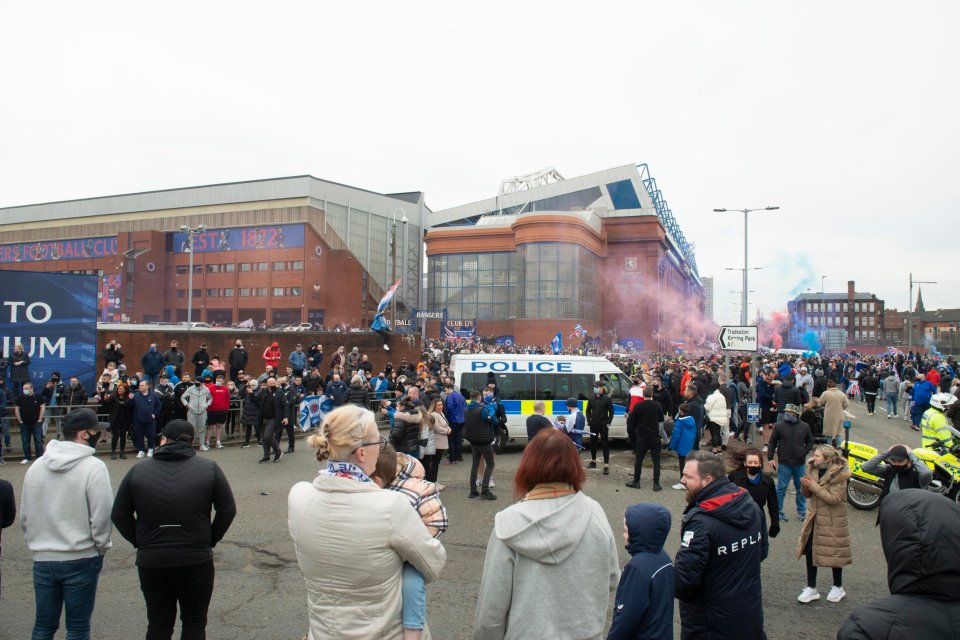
[{"x1": 608, "y1": 503, "x2": 675, "y2": 640}]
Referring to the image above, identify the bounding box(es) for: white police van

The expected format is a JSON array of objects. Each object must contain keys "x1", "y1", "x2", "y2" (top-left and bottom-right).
[{"x1": 449, "y1": 354, "x2": 630, "y2": 450}]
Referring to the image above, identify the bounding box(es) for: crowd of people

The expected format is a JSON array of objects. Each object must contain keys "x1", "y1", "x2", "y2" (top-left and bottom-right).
[{"x1": 2, "y1": 334, "x2": 960, "y2": 638}]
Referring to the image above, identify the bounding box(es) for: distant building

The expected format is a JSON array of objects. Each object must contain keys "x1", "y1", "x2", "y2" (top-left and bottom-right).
[
  {"x1": 787, "y1": 280, "x2": 884, "y2": 349},
  {"x1": 702, "y1": 276, "x2": 714, "y2": 322}
]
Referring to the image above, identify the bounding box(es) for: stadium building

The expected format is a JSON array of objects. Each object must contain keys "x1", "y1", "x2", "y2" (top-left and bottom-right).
[
  {"x1": 423, "y1": 165, "x2": 704, "y2": 348},
  {"x1": 0, "y1": 177, "x2": 427, "y2": 328}
]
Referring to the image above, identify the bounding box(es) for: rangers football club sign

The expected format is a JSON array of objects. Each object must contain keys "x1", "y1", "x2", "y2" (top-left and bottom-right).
[{"x1": 624, "y1": 257, "x2": 638, "y2": 271}]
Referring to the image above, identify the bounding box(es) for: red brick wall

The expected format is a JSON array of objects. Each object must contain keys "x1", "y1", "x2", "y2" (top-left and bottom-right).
[{"x1": 98, "y1": 329, "x2": 423, "y2": 377}]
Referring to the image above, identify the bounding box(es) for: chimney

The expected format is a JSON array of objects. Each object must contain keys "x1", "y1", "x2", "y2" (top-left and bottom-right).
[{"x1": 847, "y1": 280, "x2": 855, "y2": 299}]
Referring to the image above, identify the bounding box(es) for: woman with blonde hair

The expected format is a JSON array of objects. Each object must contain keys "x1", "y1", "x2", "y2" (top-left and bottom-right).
[
  {"x1": 423, "y1": 398, "x2": 451, "y2": 483},
  {"x1": 796, "y1": 444, "x2": 852, "y2": 605},
  {"x1": 288, "y1": 404, "x2": 446, "y2": 639}
]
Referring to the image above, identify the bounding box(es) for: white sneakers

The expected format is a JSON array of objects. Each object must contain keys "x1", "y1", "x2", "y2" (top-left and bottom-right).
[
  {"x1": 797, "y1": 587, "x2": 820, "y2": 603},
  {"x1": 147, "y1": 449, "x2": 154, "y2": 458},
  {"x1": 798, "y1": 586, "x2": 844, "y2": 603},
  {"x1": 200, "y1": 443, "x2": 210, "y2": 452},
  {"x1": 475, "y1": 480, "x2": 496, "y2": 488},
  {"x1": 827, "y1": 586, "x2": 846, "y2": 602},
  {"x1": 136, "y1": 451, "x2": 145, "y2": 459},
  {"x1": 216, "y1": 441, "x2": 224, "y2": 449},
  {"x1": 672, "y1": 483, "x2": 685, "y2": 490}
]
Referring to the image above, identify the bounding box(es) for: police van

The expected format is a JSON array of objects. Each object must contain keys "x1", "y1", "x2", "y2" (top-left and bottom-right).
[{"x1": 449, "y1": 354, "x2": 630, "y2": 449}]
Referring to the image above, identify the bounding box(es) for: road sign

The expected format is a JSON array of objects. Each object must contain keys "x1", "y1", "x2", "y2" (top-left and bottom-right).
[
  {"x1": 747, "y1": 403, "x2": 760, "y2": 421},
  {"x1": 717, "y1": 325, "x2": 758, "y2": 351}
]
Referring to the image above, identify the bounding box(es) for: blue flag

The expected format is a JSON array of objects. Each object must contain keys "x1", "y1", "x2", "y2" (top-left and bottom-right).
[
  {"x1": 551, "y1": 332, "x2": 563, "y2": 354},
  {"x1": 298, "y1": 395, "x2": 334, "y2": 431},
  {"x1": 495, "y1": 335, "x2": 515, "y2": 346}
]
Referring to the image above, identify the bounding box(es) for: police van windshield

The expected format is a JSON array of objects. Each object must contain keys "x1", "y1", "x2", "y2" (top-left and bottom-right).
[{"x1": 458, "y1": 372, "x2": 594, "y2": 401}]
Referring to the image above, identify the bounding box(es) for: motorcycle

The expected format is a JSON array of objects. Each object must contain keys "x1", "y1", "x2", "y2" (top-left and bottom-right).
[{"x1": 842, "y1": 420, "x2": 960, "y2": 510}]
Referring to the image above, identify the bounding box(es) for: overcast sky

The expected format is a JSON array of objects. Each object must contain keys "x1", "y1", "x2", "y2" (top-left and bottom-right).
[{"x1": 2, "y1": 1, "x2": 958, "y2": 325}]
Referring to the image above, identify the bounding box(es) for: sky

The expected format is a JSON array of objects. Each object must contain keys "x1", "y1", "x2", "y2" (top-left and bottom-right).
[{"x1": 2, "y1": 1, "x2": 958, "y2": 325}]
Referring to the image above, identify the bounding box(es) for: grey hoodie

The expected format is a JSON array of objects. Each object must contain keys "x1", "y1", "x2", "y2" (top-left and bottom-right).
[
  {"x1": 21, "y1": 440, "x2": 113, "y2": 561},
  {"x1": 473, "y1": 491, "x2": 620, "y2": 640}
]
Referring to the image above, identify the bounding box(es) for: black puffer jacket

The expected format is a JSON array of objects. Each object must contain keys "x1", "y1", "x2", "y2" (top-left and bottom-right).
[
  {"x1": 241, "y1": 388, "x2": 260, "y2": 425},
  {"x1": 773, "y1": 379, "x2": 803, "y2": 409},
  {"x1": 675, "y1": 478, "x2": 767, "y2": 639},
  {"x1": 463, "y1": 403, "x2": 494, "y2": 446},
  {"x1": 110, "y1": 441, "x2": 236, "y2": 568},
  {"x1": 389, "y1": 408, "x2": 422, "y2": 454},
  {"x1": 838, "y1": 489, "x2": 960, "y2": 639},
  {"x1": 346, "y1": 384, "x2": 368, "y2": 407}
]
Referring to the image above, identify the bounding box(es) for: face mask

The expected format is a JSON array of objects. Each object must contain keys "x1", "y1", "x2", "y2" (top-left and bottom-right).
[
  {"x1": 24, "y1": 389, "x2": 33, "y2": 396},
  {"x1": 150, "y1": 347, "x2": 157, "y2": 352},
  {"x1": 216, "y1": 381, "x2": 223, "y2": 387},
  {"x1": 784, "y1": 413, "x2": 799, "y2": 424},
  {"x1": 195, "y1": 381, "x2": 202, "y2": 386},
  {"x1": 235, "y1": 344, "x2": 242, "y2": 348},
  {"x1": 594, "y1": 388, "x2": 602, "y2": 394},
  {"x1": 86, "y1": 432, "x2": 99, "y2": 448},
  {"x1": 70, "y1": 382, "x2": 77, "y2": 387},
  {"x1": 746, "y1": 465, "x2": 762, "y2": 476}
]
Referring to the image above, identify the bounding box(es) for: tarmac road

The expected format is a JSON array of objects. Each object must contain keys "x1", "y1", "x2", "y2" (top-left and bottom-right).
[{"x1": 0, "y1": 396, "x2": 918, "y2": 639}]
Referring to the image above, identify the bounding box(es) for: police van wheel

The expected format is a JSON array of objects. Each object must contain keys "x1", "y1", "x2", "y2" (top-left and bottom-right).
[{"x1": 493, "y1": 427, "x2": 509, "y2": 454}]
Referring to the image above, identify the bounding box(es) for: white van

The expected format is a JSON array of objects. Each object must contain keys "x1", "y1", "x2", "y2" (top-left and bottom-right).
[{"x1": 449, "y1": 354, "x2": 630, "y2": 449}]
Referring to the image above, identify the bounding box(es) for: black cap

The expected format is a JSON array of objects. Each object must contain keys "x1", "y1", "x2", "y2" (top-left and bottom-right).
[
  {"x1": 62, "y1": 408, "x2": 108, "y2": 433},
  {"x1": 888, "y1": 445, "x2": 910, "y2": 462},
  {"x1": 162, "y1": 419, "x2": 195, "y2": 443},
  {"x1": 566, "y1": 397, "x2": 579, "y2": 408}
]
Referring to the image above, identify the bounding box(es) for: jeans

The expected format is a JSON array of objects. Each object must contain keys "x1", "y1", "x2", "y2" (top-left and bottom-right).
[
  {"x1": 448, "y1": 422, "x2": 464, "y2": 462},
  {"x1": 143, "y1": 374, "x2": 159, "y2": 389},
  {"x1": 133, "y1": 420, "x2": 156, "y2": 453},
  {"x1": 633, "y1": 436, "x2": 661, "y2": 484},
  {"x1": 805, "y1": 530, "x2": 842, "y2": 589},
  {"x1": 2, "y1": 416, "x2": 10, "y2": 447},
  {"x1": 885, "y1": 395, "x2": 898, "y2": 416},
  {"x1": 261, "y1": 419, "x2": 280, "y2": 460},
  {"x1": 32, "y1": 555, "x2": 103, "y2": 640},
  {"x1": 21, "y1": 422, "x2": 44, "y2": 460},
  {"x1": 138, "y1": 561, "x2": 215, "y2": 640},
  {"x1": 912, "y1": 402, "x2": 929, "y2": 427},
  {"x1": 470, "y1": 444, "x2": 495, "y2": 491},
  {"x1": 401, "y1": 562, "x2": 426, "y2": 630},
  {"x1": 776, "y1": 464, "x2": 807, "y2": 518},
  {"x1": 865, "y1": 392, "x2": 877, "y2": 413}
]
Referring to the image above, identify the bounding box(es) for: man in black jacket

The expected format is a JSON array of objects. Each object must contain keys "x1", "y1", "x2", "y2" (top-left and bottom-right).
[
  {"x1": 683, "y1": 383, "x2": 705, "y2": 451},
  {"x1": 111, "y1": 419, "x2": 236, "y2": 640},
  {"x1": 257, "y1": 378, "x2": 288, "y2": 463},
  {"x1": 675, "y1": 451, "x2": 767, "y2": 640},
  {"x1": 838, "y1": 489, "x2": 960, "y2": 639},
  {"x1": 585, "y1": 382, "x2": 614, "y2": 475},
  {"x1": 191, "y1": 345, "x2": 210, "y2": 378},
  {"x1": 626, "y1": 387, "x2": 665, "y2": 491},
  {"x1": 729, "y1": 448, "x2": 780, "y2": 540},
  {"x1": 767, "y1": 403, "x2": 813, "y2": 523},
  {"x1": 463, "y1": 391, "x2": 496, "y2": 500},
  {"x1": 162, "y1": 341, "x2": 185, "y2": 379},
  {"x1": 227, "y1": 340, "x2": 248, "y2": 385}
]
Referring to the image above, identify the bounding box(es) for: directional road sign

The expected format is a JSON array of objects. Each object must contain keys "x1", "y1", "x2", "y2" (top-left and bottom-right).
[{"x1": 717, "y1": 325, "x2": 758, "y2": 351}]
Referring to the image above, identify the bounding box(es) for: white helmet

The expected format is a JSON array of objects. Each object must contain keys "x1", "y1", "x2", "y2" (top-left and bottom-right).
[{"x1": 930, "y1": 392, "x2": 957, "y2": 411}]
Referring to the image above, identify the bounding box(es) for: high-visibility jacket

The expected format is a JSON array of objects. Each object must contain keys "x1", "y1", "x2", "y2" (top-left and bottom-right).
[{"x1": 921, "y1": 407, "x2": 951, "y2": 449}]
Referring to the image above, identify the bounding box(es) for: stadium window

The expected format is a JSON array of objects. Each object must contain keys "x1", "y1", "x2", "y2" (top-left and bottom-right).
[
  {"x1": 222, "y1": 288, "x2": 234, "y2": 297},
  {"x1": 255, "y1": 287, "x2": 267, "y2": 296},
  {"x1": 240, "y1": 263, "x2": 252, "y2": 272},
  {"x1": 272, "y1": 287, "x2": 285, "y2": 296},
  {"x1": 273, "y1": 262, "x2": 287, "y2": 271},
  {"x1": 176, "y1": 290, "x2": 186, "y2": 299},
  {"x1": 238, "y1": 288, "x2": 251, "y2": 297},
  {"x1": 223, "y1": 263, "x2": 235, "y2": 272},
  {"x1": 290, "y1": 287, "x2": 302, "y2": 296},
  {"x1": 176, "y1": 265, "x2": 189, "y2": 275},
  {"x1": 206, "y1": 289, "x2": 218, "y2": 298},
  {"x1": 290, "y1": 261, "x2": 303, "y2": 270}
]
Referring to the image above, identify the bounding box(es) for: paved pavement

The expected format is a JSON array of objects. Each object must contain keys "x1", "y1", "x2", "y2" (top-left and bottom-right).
[{"x1": 0, "y1": 398, "x2": 916, "y2": 639}]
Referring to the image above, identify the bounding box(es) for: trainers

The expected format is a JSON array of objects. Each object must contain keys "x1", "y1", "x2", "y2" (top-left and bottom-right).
[
  {"x1": 216, "y1": 441, "x2": 224, "y2": 449},
  {"x1": 147, "y1": 449, "x2": 154, "y2": 458},
  {"x1": 435, "y1": 483, "x2": 445, "y2": 491},
  {"x1": 672, "y1": 482, "x2": 685, "y2": 490},
  {"x1": 136, "y1": 451, "x2": 145, "y2": 459},
  {"x1": 20, "y1": 459, "x2": 30, "y2": 465},
  {"x1": 762, "y1": 445, "x2": 768, "y2": 453},
  {"x1": 274, "y1": 452, "x2": 283, "y2": 463},
  {"x1": 479, "y1": 491, "x2": 497, "y2": 500},
  {"x1": 798, "y1": 513, "x2": 806, "y2": 521},
  {"x1": 779, "y1": 513, "x2": 788, "y2": 522},
  {"x1": 625, "y1": 481, "x2": 641, "y2": 489},
  {"x1": 827, "y1": 586, "x2": 846, "y2": 603},
  {"x1": 286, "y1": 447, "x2": 295, "y2": 453},
  {"x1": 383, "y1": 344, "x2": 390, "y2": 351},
  {"x1": 111, "y1": 452, "x2": 117, "y2": 460},
  {"x1": 241, "y1": 443, "x2": 250, "y2": 449},
  {"x1": 469, "y1": 491, "x2": 479, "y2": 499},
  {"x1": 119, "y1": 452, "x2": 127, "y2": 459},
  {"x1": 200, "y1": 444, "x2": 210, "y2": 452},
  {"x1": 0, "y1": 459, "x2": 5, "y2": 466},
  {"x1": 603, "y1": 467, "x2": 609, "y2": 475},
  {"x1": 587, "y1": 461, "x2": 597, "y2": 469},
  {"x1": 653, "y1": 483, "x2": 663, "y2": 492},
  {"x1": 797, "y1": 587, "x2": 820, "y2": 603},
  {"x1": 258, "y1": 457, "x2": 270, "y2": 464}
]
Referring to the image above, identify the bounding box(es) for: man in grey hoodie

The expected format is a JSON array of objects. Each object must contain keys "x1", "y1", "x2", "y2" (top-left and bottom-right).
[{"x1": 21, "y1": 408, "x2": 113, "y2": 640}]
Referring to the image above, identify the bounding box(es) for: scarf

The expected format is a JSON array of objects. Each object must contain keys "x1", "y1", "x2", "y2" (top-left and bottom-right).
[
  {"x1": 523, "y1": 482, "x2": 577, "y2": 501},
  {"x1": 321, "y1": 461, "x2": 373, "y2": 483}
]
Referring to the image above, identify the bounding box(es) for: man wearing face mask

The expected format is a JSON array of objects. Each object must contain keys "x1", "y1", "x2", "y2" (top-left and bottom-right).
[
  {"x1": 191, "y1": 345, "x2": 210, "y2": 379},
  {"x1": 228, "y1": 340, "x2": 248, "y2": 385},
  {"x1": 140, "y1": 343, "x2": 164, "y2": 389},
  {"x1": 15, "y1": 382, "x2": 46, "y2": 464},
  {"x1": 862, "y1": 444, "x2": 932, "y2": 509},
  {"x1": 586, "y1": 382, "x2": 614, "y2": 475},
  {"x1": 257, "y1": 378, "x2": 288, "y2": 463},
  {"x1": 767, "y1": 403, "x2": 813, "y2": 523},
  {"x1": 729, "y1": 447, "x2": 780, "y2": 540},
  {"x1": 20, "y1": 407, "x2": 113, "y2": 640}
]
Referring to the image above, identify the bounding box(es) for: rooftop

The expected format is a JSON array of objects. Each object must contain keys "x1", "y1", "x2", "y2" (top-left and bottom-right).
[{"x1": 792, "y1": 291, "x2": 881, "y2": 302}]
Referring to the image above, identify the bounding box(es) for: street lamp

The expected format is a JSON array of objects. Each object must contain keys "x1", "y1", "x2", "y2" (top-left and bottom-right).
[
  {"x1": 821, "y1": 275, "x2": 827, "y2": 294},
  {"x1": 179, "y1": 224, "x2": 207, "y2": 331},
  {"x1": 389, "y1": 208, "x2": 408, "y2": 324},
  {"x1": 724, "y1": 266, "x2": 763, "y2": 327},
  {"x1": 715, "y1": 207, "x2": 779, "y2": 326}
]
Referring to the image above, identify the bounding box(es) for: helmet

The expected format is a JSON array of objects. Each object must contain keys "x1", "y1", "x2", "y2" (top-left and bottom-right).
[{"x1": 930, "y1": 392, "x2": 958, "y2": 411}]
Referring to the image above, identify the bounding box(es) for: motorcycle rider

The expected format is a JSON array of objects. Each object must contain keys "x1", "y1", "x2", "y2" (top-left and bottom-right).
[
  {"x1": 861, "y1": 444, "x2": 932, "y2": 509},
  {"x1": 920, "y1": 393, "x2": 960, "y2": 450}
]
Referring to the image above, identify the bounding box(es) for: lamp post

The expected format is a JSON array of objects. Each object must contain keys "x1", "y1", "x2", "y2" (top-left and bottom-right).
[
  {"x1": 907, "y1": 273, "x2": 936, "y2": 350},
  {"x1": 724, "y1": 266, "x2": 763, "y2": 326},
  {"x1": 179, "y1": 224, "x2": 207, "y2": 332},
  {"x1": 715, "y1": 207, "x2": 779, "y2": 326},
  {"x1": 821, "y1": 275, "x2": 827, "y2": 294},
  {"x1": 390, "y1": 208, "x2": 408, "y2": 324}
]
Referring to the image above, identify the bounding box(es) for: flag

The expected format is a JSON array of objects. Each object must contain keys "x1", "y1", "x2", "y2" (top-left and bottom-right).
[
  {"x1": 671, "y1": 339, "x2": 685, "y2": 351},
  {"x1": 371, "y1": 312, "x2": 390, "y2": 332},
  {"x1": 696, "y1": 330, "x2": 706, "y2": 346},
  {"x1": 495, "y1": 335, "x2": 515, "y2": 346},
  {"x1": 237, "y1": 318, "x2": 254, "y2": 328},
  {"x1": 569, "y1": 323, "x2": 586, "y2": 339},
  {"x1": 617, "y1": 338, "x2": 645, "y2": 350},
  {"x1": 298, "y1": 395, "x2": 334, "y2": 431},
  {"x1": 551, "y1": 332, "x2": 563, "y2": 354},
  {"x1": 376, "y1": 279, "x2": 402, "y2": 314}
]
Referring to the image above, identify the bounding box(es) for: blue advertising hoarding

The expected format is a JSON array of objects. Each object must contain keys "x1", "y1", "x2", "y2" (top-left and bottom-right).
[
  {"x1": 0, "y1": 271, "x2": 99, "y2": 393},
  {"x1": 0, "y1": 236, "x2": 117, "y2": 264},
  {"x1": 172, "y1": 224, "x2": 304, "y2": 253}
]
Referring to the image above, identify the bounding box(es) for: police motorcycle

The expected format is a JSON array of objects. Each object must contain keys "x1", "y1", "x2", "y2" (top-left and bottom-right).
[{"x1": 842, "y1": 422, "x2": 960, "y2": 510}]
